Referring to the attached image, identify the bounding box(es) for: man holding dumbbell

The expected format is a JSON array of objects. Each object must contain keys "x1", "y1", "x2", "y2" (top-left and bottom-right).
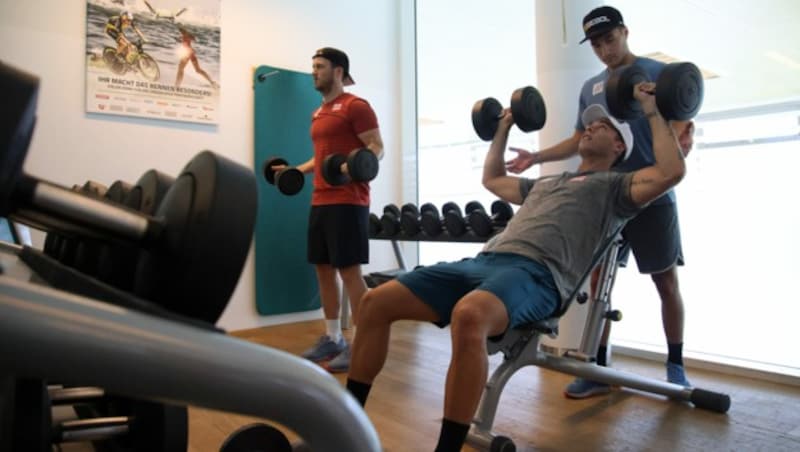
[
  {"x1": 278, "y1": 47, "x2": 384, "y2": 373},
  {"x1": 505, "y1": 5, "x2": 695, "y2": 396},
  {"x1": 347, "y1": 81, "x2": 694, "y2": 450}
]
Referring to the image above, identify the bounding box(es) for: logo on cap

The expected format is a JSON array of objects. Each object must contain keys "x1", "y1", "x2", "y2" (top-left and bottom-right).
[
  {"x1": 580, "y1": 6, "x2": 624, "y2": 44},
  {"x1": 584, "y1": 16, "x2": 611, "y2": 32}
]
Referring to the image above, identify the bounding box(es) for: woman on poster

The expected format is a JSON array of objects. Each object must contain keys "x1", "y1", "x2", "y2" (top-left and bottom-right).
[{"x1": 175, "y1": 26, "x2": 219, "y2": 89}]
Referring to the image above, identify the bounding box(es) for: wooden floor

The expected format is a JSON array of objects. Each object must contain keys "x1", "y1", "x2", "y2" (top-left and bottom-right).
[{"x1": 184, "y1": 320, "x2": 800, "y2": 452}]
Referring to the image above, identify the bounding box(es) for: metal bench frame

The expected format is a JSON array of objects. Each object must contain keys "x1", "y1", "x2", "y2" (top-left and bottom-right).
[{"x1": 467, "y1": 234, "x2": 731, "y2": 450}]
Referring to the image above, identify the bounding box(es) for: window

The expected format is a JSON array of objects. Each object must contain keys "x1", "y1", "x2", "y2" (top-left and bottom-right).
[
  {"x1": 612, "y1": 104, "x2": 800, "y2": 376},
  {"x1": 416, "y1": 0, "x2": 800, "y2": 377},
  {"x1": 416, "y1": 0, "x2": 538, "y2": 264}
]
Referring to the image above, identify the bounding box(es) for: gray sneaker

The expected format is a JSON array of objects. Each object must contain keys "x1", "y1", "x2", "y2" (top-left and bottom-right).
[
  {"x1": 301, "y1": 335, "x2": 346, "y2": 362},
  {"x1": 325, "y1": 344, "x2": 351, "y2": 373}
]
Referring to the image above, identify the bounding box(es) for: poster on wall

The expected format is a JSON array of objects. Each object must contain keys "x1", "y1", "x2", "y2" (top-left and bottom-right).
[{"x1": 85, "y1": 0, "x2": 220, "y2": 124}]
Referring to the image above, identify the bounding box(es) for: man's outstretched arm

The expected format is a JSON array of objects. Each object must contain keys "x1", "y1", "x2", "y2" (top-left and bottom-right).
[{"x1": 506, "y1": 130, "x2": 582, "y2": 174}]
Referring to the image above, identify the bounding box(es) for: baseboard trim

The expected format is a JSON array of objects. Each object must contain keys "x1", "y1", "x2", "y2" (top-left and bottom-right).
[{"x1": 612, "y1": 344, "x2": 800, "y2": 387}]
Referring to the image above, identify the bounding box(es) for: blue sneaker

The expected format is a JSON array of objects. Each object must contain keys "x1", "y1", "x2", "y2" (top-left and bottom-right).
[
  {"x1": 666, "y1": 362, "x2": 692, "y2": 387},
  {"x1": 564, "y1": 378, "x2": 611, "y2": 399},
  {"x1": 324, "y1": 344, "x2": 351, "y2": 373},
  {"x1": 301, "y1": 335, "x2": 346, "y2": 362}
]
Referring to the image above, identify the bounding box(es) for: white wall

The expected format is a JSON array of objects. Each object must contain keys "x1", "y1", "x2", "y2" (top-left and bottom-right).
[{"x1": 0, "y1": 0, "x2": 407, "y2": 330}]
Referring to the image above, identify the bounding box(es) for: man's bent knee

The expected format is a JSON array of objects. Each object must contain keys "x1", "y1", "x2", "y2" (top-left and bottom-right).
[
  {"x1": 361, "y1": 281, "x2": 439, "y2": 324},
  {"x1": 451, "y1": 293, "x2": 509, "y2": 339},
  {"x1": 450, "y1": 307, "x2": 489, "y2": 351},
  {"x1": 358, "y1": 289, "x2": 383, "y2": 322}
]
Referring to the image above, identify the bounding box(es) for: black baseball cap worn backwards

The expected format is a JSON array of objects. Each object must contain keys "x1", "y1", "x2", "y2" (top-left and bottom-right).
[
  {"x1": 312, "y1": 47, "x2": 355, "y2": 86},
  {"x1": 580, "y1": 6, "x2": 625, "y2": 44}
]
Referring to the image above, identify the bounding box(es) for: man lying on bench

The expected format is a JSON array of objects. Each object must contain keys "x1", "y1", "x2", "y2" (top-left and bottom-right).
[{"x1": 347, "y1": 83, "x2": 694, "y2": 452}]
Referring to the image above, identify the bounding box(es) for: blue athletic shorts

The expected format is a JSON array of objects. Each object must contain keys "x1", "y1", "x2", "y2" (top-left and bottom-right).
[
  {"x1": 619, "y1": 202, "x2": 684, "y2": 274},
  {"x1": 396, "y1": 252, "x2": 559, "y2": 329}
]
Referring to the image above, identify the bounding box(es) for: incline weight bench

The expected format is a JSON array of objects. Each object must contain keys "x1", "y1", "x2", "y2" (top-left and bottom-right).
[{"x1": 466, "y1": 229, "x2": 731, "y2": 452}]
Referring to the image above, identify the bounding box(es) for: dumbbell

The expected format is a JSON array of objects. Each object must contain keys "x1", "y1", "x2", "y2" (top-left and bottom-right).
[
  {"x1": 399, "y1": 203, "x2": 422, "y2": 235},
  {"x1": 472, "y1": 86, "x2": 547, "y2": 141},
  {"x1": 59, "y1": 181, "x2": 114, "y2": 267},
  {"x1": 72, "y1": 180, "x2": 132, "y2": 274},
  {"x1": 606, "y1": 62, "x2": 704, "y2": 121},
  {"x1": 105, "y1": 179, "x2": 134, "y2": 203},
  {"x1": 263, "y1": 157, "x2": 305, "y2": 196},
  {"x1": 66, "y1": 395, "x2": 188, "y2": 451},
  {"x1": 96, "y1": 169, "x2": 175, "y2": 291},
  {"x1": 43, "y1": 231, "x2": 60, "y2": 256},
  {"x1": 444, "y1": 201, "x2": 485, "y2": 237},
  {"x1": 420, "y1": 202, "x2": 460, "y2": 237},
  {"x1": 4, "y1": 152, "x2": 255, "y2": 325},
  {"x1": 321, "y1": 148, "x2": 379, "y2": 186},
  {"x1": 80, "y1": 180, "x2": 109, "y2": 198},
  {"x1": 43, "y1": 180, "x2": 108, "y2": 260},
  {"x1": 4, "y1": 64, "x2": 255, "y2": 324},
  {"x1": 122, "y1": 169, "x2": 175, "y2": 215},
  {"x1": 368, "y1": 212, "x2": 382, "y2": 237},
  {"x1": 407, "y1": 203, "x2": 438, "y2": 237},
  {"x1": 379, "y1": 204, "x2": 401, "y2": 237},
  {"x1": 9, "y1": 379, "x2": 187, "y2": 451},
  {"x1": 468, "y1": 200, "x2": 514, "y2": 237}
]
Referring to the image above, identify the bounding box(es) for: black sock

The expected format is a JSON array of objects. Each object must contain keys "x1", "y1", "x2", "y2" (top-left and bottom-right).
[
  {"x1": 346, "y1": 379, "x2": 372, "y2": 407},
  {"x1": 434, "y1": 418, "x2": 470, "y2": 452},
  {"x1": 667, "y1": 342, "x2": 684, "y2": 366},
  {"x1": 596, "y1": 345, "x2": 608, "y2": 367}
]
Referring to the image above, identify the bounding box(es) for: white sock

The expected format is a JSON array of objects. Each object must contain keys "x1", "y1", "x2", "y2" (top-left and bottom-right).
[{"x1": 325, "y1": 319, "x2": 342, "y2": 342}]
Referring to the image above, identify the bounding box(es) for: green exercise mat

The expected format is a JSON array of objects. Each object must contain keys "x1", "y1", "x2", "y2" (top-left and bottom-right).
[{"x1": 253, "y1": 65, "x2": 320, "y2": 315}]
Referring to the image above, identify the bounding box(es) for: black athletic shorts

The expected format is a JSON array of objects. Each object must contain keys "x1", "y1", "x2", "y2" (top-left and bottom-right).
[
  {"x1": 307, "y1": 204, "x2": 369, "y2": 268},
  {"x1": 618, "y1": 202, "x2": 684, "y2": 274}
]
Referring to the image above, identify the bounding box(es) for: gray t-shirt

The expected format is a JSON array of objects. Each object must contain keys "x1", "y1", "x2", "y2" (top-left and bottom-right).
[{"x1": 484, "y1": 171, "x2": 640, "y2": 302}]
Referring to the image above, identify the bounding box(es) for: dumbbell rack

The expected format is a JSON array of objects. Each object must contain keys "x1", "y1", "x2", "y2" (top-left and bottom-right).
[
  {"x1": 369, "y1": 228, "x2": 501, "y2": 243},
  {"x1": 365, "y1": 218, "x2": 507, "y2": 286},
  {"x1": 0, "y1": 241, "x2": 381, "y2": 452}
]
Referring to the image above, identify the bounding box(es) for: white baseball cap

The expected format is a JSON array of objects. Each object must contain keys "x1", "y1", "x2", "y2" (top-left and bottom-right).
[{"x1": 582, "y1": 104, "x2": 634, "y2": 163}]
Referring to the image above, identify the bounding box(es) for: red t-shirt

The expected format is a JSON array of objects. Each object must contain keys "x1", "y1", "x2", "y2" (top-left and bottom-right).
[{"x1": 309, "y1": 92, "x2": 379, "y2": 206}]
